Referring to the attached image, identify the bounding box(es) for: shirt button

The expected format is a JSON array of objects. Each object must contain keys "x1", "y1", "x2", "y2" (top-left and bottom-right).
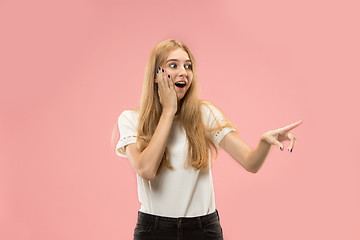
[{"x1": 178, "y1": 219, "x2": 182, "y2": 227}]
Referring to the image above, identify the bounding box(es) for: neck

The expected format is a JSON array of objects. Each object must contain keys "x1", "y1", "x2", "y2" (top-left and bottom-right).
[{"x1": 175, "y1": 100, "x2": 182, "y2": 116}]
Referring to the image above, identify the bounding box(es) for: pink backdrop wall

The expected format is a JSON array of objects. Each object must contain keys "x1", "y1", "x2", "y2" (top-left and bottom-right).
[{"x1": 1, "y1": 0, "x2": 359, "y2": 239}]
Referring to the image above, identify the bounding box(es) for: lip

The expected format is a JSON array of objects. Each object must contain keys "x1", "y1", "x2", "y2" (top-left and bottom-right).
[
  {"x1": 174, "y1": 80, "x2": 187, "y2": 90},
  {"x1": 174, "y1": 79, "x2": 187, "y2": 84}
]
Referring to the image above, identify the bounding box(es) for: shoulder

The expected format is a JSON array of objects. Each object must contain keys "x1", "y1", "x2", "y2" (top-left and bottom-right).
[
  {"x1": 200, "y1": 100, "x2": 214, "y2": 112},
  {"x1": 199, "y1": 100, "x2": 224, "y2": 117},
  {"x1": 119, "y1": 108, "x2": 139, "y2": 118},
  {"x1": 118, "y1": 109, "x2": 140, "y2": 124}
]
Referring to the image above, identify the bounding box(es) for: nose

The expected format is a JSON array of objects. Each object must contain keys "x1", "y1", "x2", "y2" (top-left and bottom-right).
[{"x1": 178, "y1": 65, "x2": 187, "y2": 77}]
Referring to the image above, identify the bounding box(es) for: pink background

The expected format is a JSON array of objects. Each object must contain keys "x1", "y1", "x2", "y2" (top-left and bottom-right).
[{"x1": 1, "y1": 0, "x2": 359, "y2": 239}]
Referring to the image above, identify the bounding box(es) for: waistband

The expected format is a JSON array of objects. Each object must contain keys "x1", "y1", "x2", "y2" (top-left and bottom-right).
[{"x1": 136, "y1": 209, "x2": 220, "y2": 229}]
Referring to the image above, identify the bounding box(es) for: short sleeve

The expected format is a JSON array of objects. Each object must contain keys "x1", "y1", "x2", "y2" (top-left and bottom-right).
[
  {"x1": 115, "y1": 110, "x2": 138, "y2": 158},
  {"x1": 201, "y1": 103, "x2": 236, "y2": 148}
]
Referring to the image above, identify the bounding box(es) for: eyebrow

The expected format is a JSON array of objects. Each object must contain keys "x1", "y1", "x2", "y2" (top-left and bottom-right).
[{"x1": 166, "y1": 59, "x2": 192, "y2": 63}]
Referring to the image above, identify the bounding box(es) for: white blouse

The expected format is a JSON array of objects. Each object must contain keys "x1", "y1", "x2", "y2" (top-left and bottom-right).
[{"x1": 116, "y1": 102, "x2": 235, "y2": 217}]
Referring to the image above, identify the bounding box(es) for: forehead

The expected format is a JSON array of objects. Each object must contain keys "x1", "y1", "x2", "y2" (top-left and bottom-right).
[{"x1": 167, "y1": 48, "x2": 190, "y2": 60}]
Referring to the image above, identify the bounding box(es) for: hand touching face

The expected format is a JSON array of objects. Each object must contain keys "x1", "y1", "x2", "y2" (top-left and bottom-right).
[{"x1": 155, "y1": 66, "x2": 177, "y2": 115}]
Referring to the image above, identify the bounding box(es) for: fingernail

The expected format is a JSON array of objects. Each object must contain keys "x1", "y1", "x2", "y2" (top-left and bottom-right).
[
  {"x1": 162, "y1": 68, "x2": 164, "y2": 72},
  {"x1": 290, "y1": 149, "x2": 292, "y2": 152},
  {"x1": 168, "y1": 75, "x2": 170, "y2": 78},
  {"x1": 158, "y1": 67, "x2": 161, "y2": 70},
  {"x1": 280, "y1": 147, "x2": 283, "y2": 150},
  {"x1": 156, "y1": 70, "x2": 158, "y2": 74}
]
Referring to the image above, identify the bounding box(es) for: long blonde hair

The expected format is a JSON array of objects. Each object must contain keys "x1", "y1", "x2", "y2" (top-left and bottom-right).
[{"x1": 137, "y1": 39, "x2": 237, "y2": 175}]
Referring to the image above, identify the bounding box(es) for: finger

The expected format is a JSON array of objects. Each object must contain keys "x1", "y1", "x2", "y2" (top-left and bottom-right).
[
  {"x1": 159, "y1": 67, "x2": 170, "y2": 88},
  {"x1": 274, "y1": 139, "x2": 284, "y2": 151},
  {"x1": 157, "y1": 68, "x2": 167, "y2": 91},
  {"x1": 275, "y1": 120, "x2": 303, "y2": 133},
  {"x1": 155, "y1": 66, "x2": 162, "y2": 84},
  {"x1": 286, "y1": 133, "x2": 296, "y2": 152},
  {"x1": 265, "y1": 135, "x2": 284, "y2": 151},
  {"x1": 155, "y1": 67, "x2": 160, "y2": 83},
  {"x1": 167, "y1": 74, "x2": 174, "y2": 89}
]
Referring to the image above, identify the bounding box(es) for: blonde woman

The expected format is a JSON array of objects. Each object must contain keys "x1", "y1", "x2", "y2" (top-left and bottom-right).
[{"x1": 115, "y1": 39, "x2": 302, "y2": 240}]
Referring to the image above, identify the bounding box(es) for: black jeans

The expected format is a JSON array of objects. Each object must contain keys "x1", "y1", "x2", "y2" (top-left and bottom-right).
[{"x1": 133, "y1": 209, "x2": 224, "y2": 240}]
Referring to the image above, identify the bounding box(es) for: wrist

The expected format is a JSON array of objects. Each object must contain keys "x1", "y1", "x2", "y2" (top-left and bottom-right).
[
  {"x1": 260, "y1": 134, "x2": 271, "y2": 146},
  {"x1": 161, "y1": 109, "x2": 176, "y2": 117}
]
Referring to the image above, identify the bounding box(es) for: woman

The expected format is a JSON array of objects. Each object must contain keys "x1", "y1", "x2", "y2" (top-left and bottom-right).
[{"x1": 115, "y1": 39, "x2": 302, "y2": 240}]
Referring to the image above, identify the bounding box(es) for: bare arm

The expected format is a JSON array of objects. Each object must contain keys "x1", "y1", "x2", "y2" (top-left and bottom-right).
[
  {"x1": 219, "y1": 132, "x2": 275, "y2": 173},
  {"x1": 126, "y1": 111, "x2": 175, "y2": 180},
  {"x1": 220, "y1": 120, "x2": 303, "y2": 173},
  {"x1": 219, "y1": 132, "x2": 254, "y2": 172},
  {"x1": 244, "y1": 137, "x2": 272, "y2": 173},
  {"x1": 126, "y1": 67, "x2": 177, "y2": 181}
]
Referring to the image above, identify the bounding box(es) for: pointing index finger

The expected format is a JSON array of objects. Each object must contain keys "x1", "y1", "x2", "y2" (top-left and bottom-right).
[{"x1": 279, "y1": 120, "x2": 303, "y2": 132}]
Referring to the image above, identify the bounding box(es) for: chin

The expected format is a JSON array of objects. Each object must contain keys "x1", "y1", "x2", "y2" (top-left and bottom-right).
[
  {"x1": 176, "y1": 93, "x2": 183, "y2": 100},
  {"x1": 177, "y1": 91, "x2": 188, "y2": 100}
]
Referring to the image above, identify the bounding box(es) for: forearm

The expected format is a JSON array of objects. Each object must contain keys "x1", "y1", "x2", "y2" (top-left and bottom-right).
[
  {"x1": 246, "y1": 136, "x2": 272, "y2": 173},
  {"x1": 138, "y1": 111, "x2": 175, "y2": 179}
]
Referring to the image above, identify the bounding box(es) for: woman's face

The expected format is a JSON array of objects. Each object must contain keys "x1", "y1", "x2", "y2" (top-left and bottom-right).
[{"x1": 164, "y1": 48, "x2": 193, "y2": 100}]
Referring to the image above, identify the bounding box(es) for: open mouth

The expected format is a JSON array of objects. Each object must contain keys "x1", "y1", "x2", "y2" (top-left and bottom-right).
[{"x1": 174, "y1": 81, "x2": 186, "y2": 88}]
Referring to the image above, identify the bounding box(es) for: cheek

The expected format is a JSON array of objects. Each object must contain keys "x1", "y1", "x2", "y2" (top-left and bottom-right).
[
  {"x1": 188, "y1": 73, "x2": 194, "y2": 83},
  {"x1": 165, "y1": 67, "x2": 175, "y2": 74}
]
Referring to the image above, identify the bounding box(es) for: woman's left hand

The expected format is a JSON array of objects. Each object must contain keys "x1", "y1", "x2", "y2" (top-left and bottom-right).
[{"x1": 261, "y1": 120, "x2": 303, "y2": 152}]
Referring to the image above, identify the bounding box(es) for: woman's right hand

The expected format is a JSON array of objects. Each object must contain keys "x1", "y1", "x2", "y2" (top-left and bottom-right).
[{"x1": 155, "y1": 66, "x2": 177, "y2": 115}]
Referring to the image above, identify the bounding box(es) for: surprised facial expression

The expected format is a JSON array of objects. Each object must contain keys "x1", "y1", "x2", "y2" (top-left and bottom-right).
[{"x1": 164, "y1": 48, "x2": 193, "y2": 100}]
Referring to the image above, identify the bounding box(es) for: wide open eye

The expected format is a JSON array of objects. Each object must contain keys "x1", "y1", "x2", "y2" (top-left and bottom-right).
[
  {"x1": 169, "y1": 63, "x2": 177, "y2": 68},
  {"x1": 185, "y1": 64, "x2": 192, "y2": 69}
]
